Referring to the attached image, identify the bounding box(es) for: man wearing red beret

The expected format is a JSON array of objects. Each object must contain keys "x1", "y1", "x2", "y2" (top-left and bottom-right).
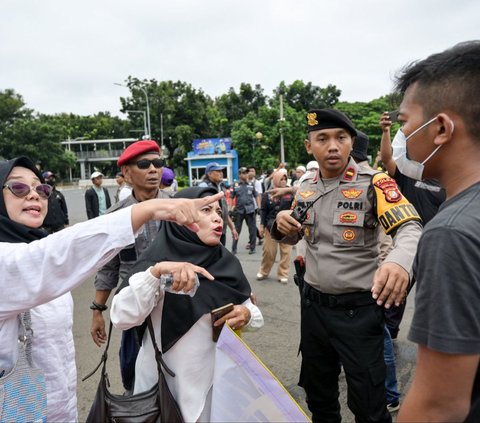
[{"x1": 89, "y1": 140, "x2": 171, "y2": 390}]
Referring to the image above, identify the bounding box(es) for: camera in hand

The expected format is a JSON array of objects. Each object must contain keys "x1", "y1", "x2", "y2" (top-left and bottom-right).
[{"x1": 290, "y1": 202, "x2": 310, "y2": 224}]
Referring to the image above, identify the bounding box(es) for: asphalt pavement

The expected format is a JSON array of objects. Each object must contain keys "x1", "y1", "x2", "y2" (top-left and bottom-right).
[{"x1": 61, "y1": 186, "x2": 417, "y2": 422}]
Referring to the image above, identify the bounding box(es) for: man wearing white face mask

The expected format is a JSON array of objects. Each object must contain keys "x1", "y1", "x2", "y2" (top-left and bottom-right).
[
  {"x1": 379, "y1": 112, "x2": 446, "y2": 340},
  {"x1": 393, "y1": 41, "x2": 480, "y2": 423}
]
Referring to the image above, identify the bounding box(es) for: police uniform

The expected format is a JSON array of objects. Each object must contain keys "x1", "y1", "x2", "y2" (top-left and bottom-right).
[
  {"x1": 273, "y1": 156, "x2": 422, "y2": 423},
  {"x1": 231, "y1": 181, "x2": 258, "y2": 253}
]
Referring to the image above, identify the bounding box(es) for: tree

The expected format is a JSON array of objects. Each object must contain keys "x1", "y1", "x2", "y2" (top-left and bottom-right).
[
  {"x1": 272, "y1": 80, "x2": 341, "y2": 111},
  {"x1": 337, "y1": 95, "x2": 401, "y2": 160}
]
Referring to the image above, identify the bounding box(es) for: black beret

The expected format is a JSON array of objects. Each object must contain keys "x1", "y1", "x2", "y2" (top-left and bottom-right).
[
  {"x1": 306, "y1": 109, "x2": 357, "y2": 137},
  {"x1": 351, "y1": 130, "x2": 369, "y2": 162}
]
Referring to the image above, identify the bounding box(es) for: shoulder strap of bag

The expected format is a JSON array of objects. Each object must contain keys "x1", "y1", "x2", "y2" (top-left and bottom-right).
[
  {"x1": 82, "y1": 322, "x2": 114, "y2": 381},
  {"x1": 19, "y1": 311, "x2": 34, "y2": 364},
  {"x1": 83, "y1": 315, "x2": 176, "y2": 381},
  {"x1": 146, "y1": 315, "x2": 175, "y2": 377}
]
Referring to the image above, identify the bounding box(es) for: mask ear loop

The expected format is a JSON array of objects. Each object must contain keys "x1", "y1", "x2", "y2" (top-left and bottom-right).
[{"x1": 420, "y1": 118, "x2": 455, "y2": 166}]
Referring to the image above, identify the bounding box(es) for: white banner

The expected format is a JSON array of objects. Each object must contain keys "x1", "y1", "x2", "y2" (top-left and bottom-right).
[{"x1": 210, "y1": 325, "x2": 311, "y2": 422}]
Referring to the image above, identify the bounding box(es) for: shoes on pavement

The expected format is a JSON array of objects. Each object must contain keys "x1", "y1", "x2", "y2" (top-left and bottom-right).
[
  {"x1": 278, "y1": 278, "x2": 288, "y2": 284},
  {"x1": 248, "y1": 249, "x2": 256, "y2": 255},
  {"x1": 387, "y1": 402, "x2": 400, "y2": 413},
  {"x1": 245, "y1": 243, "x2": 250, "y2": 250},
  {"x1": 256, "y1": 273, "x2": 266, "y2": 280}
]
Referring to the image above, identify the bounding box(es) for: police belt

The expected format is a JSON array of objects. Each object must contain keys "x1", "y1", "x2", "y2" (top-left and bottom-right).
[{"x1": 303, "y1": 284, "x2": 375, "y2": 308}]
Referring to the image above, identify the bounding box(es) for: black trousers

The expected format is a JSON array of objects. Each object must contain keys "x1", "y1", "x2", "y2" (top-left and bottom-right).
[
  {"x1": 231, "y1": 211, "x2": 256, "y2": 252},
  {"x1": 299, "y1": 286, "x2": 391, "y2": 423}
]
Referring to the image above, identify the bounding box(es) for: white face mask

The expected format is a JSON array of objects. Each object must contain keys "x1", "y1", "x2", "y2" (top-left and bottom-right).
[{"x1": 392, "y1": 116, "x2": 451, "y2": 181}]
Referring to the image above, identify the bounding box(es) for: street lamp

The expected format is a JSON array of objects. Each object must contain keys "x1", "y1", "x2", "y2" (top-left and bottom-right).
[
  {"x1": 114, "y1": 82, "x2": 151, "y2": 138},
  {"x1": 254, "y1": 132, "x2": 263, "y2": 166}
]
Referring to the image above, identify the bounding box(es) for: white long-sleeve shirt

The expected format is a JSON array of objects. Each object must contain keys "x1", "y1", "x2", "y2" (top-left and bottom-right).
[
  {"x1": 0, "y1": 206, "x2": 135, "y2": 422},
  {"x1": 111, "y1": 269, "x2": 264, "y2": 422}
]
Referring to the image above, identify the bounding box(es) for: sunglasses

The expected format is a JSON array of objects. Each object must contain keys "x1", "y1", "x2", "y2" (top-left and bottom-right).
[
  {"x1": 3, "y1": 181, "x2": 52, "y2": 199},
  {"x1": 132, "y1": 158, "x2": 164, "y2": 169}
]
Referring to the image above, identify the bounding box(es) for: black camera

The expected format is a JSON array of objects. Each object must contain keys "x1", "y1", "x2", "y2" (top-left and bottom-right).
[{"x1": 290, "y1": 202, "x2": 310, "y2": 225}]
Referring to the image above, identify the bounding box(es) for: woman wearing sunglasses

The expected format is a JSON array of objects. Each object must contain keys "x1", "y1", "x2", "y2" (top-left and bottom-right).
[{"x1": 0, "y1": 156, "x2": 224, "y2": 422}]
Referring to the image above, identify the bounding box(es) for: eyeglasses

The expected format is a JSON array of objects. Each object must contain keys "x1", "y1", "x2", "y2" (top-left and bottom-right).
[
  {"x1": 132, "y1": 158, "x2": 164, "y2": 169},
  {"x1": 3, "y1": 181, "x2": 52, "y2": 199}
]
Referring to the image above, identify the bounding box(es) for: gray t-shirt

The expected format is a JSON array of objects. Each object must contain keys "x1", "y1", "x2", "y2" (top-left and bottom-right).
[{"x1": 409, "y1": 181, "x2": 480, "y2": 421}]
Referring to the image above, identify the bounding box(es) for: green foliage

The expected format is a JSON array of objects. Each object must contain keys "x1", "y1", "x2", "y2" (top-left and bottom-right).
[
  {"x1": 337, "y1": 94, "x2": 401, "y2": 161},
  {"x1": 0, "y1": 84, "x2": 402, "y2": 178}
]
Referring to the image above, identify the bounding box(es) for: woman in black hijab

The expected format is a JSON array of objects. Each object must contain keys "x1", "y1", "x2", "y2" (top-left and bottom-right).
[
  {"x1": 0, "y1": 156, "x2": 80, "y2": 422},
  {"x1": 111, "y1": 186, "x2": 264, "y2": 422}
]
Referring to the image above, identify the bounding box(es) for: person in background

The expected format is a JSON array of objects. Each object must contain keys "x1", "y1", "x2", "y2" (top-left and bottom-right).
[
  {"x1": 41, "y1": 170, "x2": 69, "y2": 234},
  {"x1": 293, "y1": 165, "x2": 306, "y2": 187},
  {"x1": 0, "y1": 155, "x2": 224, "y2": 422},
  {"x1": 231, "y1": 167, "x2": 258, "y2": 255},
  {"x1": 198, "y1": 162, "x2": 238, "y2": 246},
  {"x1": 394, "y1": 41, "x2": 480, "y2": 423},
  {"x1": 111, "y1": 186, "x2": 263, "y2": 422},
  {"x1": 262, "y1": 168, "x2": 275, "y2": 192},
  {"x1": 247, "y1": 166, "x2": 263, "y2": 247},
  {"x1": 160, "y1": 167, "x2": 178, "y2": 192},
  {"x1": 257, "y1": 169, "x2": 294, "y2": 284},
  {"x1": 114, "y1": 172, "x2": 132, "y2": 203},
  {"x1": 85, "y1": 171, "x2": 111, "y2": 219}
]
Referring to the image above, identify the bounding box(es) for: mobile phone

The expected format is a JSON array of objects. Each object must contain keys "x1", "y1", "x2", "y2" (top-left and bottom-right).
[
  {"x1": 211, "y1": 303, "x2": 234, "y2": 342},
  {"x1": 388, "y1": 110, "x2": 399, "y2": 123}
]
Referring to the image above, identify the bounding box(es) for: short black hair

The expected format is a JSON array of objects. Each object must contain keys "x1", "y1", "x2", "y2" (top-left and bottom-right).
[{"x1": 395, "y1": 40, "x2": 480, "y2": 143}]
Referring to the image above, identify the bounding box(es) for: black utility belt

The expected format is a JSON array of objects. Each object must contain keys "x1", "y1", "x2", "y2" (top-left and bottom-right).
[{"x1": 303, "y1": 284, "x2": 375, "y2": 308}]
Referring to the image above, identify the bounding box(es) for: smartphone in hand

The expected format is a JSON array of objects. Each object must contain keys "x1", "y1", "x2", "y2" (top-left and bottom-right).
[
  {"x1": 388, "y1": 110, "x2": 399, "y2": 123},
  {"x1": 211, "y1": 303, "x2": 234, "y2": 342}
]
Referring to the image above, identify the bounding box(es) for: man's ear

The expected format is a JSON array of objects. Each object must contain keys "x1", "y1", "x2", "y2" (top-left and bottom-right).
[
  {"x1": 121, "y1": 165, "x2": 132, "y2": 184},
  {"x1": 304, "y1": 138, "x2": 312, "y2": 155},
  {"x1": 434, "y1": 113, "x2": 455, "y2": 146}
]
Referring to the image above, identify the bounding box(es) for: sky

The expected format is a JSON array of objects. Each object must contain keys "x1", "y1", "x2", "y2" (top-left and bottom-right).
[{"x1": 1, "y1": 0, "x2": 478, "y2": 117}]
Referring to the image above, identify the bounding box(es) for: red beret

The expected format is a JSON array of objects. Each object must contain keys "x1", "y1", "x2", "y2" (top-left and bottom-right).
[{"x1": 117, "y1": 140, "x2": 160, "y2": 167}]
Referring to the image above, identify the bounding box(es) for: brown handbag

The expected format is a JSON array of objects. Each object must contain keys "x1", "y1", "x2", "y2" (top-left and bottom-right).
[{"x1": 84, "y1": 316, "x2": 184, "y2": 423}]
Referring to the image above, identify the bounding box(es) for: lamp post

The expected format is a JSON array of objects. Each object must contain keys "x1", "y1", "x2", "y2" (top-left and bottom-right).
[
  {"x1": 254, "y1": 131, "x2": 263, "y2": 166},
  {"x1": 114, "y1": 82, "x2": 151, "y2": 138},
  {"x1": 279, "y1": 94, "x2": 286, "y2": 164}
]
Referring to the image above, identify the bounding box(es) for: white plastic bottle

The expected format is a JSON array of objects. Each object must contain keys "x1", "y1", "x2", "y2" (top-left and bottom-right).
[{"x1": 160, "y1": 274, "x2": 199, "y2": 297}]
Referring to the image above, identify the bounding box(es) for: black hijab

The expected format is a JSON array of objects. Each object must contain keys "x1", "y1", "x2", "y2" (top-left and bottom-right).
[
  {"x1": 119, "y1": 186, "x2": 251, "y2": 352},
  {"x1": 0, "y1": 157, "x2": 48, "y2": 243}
]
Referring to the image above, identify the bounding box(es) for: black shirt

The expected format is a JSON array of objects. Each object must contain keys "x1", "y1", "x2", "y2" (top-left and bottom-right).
[{"x1": 394, "y1": 168, "x2": 445, "y2": 224}]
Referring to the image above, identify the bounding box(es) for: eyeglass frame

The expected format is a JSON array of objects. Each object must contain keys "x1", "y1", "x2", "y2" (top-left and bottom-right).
[{"x1": 3, "y1": 181, "x2": 53, "y2": 199}]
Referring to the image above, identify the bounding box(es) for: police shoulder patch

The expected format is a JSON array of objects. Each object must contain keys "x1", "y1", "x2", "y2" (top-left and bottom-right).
[
  {"x1": 373, "y1": 174, "x2": 402, "y2": 203},
  {"x1": 372, "y1": 172, "x2": 422, "y2": 234}
]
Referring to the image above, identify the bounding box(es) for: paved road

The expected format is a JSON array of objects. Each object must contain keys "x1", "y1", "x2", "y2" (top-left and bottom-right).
[{"x1": 61, "y1": 187, "x2": 416, "y2": 422}]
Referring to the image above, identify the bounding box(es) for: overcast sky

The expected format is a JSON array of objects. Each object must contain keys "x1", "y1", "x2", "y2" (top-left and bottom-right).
[{"x1": 1, "y1": 0, "x2": 478, "y2": 117}]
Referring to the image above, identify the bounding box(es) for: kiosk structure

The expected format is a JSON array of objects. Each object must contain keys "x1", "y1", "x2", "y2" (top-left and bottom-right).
[{"x1": 185, "y1": 138, "x2": 239, "y2": 185}]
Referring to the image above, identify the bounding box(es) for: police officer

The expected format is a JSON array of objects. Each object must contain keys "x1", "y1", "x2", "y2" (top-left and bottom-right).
[
  {"x1": 231, "y1": 167, "x2": 258, "y2": 255},
  {"x1": 273, "y1": 109, "x2": 423, "y2": 423}
]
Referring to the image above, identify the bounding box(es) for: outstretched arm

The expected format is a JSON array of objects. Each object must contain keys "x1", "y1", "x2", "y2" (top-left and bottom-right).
[{"x1": 379, "y1": 112, "x2": 397, "y2": 176}]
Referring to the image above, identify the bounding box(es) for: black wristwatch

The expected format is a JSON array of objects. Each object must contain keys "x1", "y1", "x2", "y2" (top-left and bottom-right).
[{"x1": 90, "y1": 301, "x2": 108, "y2": 312}]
